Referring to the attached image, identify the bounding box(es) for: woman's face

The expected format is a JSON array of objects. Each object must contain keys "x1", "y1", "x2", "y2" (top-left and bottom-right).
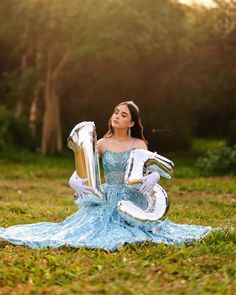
[{"x1": 111, "y1": 104, "x2": 134, "y2": 130}]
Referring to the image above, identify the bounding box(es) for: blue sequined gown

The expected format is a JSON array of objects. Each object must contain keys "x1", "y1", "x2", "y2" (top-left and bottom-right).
[{"x1": 0, "y1": 151, "x2": 211, "y2": 251}]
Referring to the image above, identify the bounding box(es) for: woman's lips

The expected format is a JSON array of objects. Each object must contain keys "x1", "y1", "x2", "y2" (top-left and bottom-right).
[{"x1": 113, "y1": 120, "x2": 119, "y2": 124}]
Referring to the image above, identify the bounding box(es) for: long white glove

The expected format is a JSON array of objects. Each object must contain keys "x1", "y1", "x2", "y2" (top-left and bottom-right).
[
  {"x1": 139, "y1": 171, "x2": 160, "y2": 195},
  {"x1": 69, "y1": 171, "x2": 92, "y2": 198}
]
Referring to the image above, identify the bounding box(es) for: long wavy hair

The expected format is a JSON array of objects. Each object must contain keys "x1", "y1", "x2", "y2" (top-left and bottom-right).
[{"x1": 104, "y1": 101, "x2": 147, "y2": 144}]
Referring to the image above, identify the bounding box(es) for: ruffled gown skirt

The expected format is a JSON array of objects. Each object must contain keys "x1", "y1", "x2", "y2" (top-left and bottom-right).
[
  {"x1": 0, "y1": 151, "x2": 212, "y2": 251},
  {"x1": 0, "y1": 183, "x2": 211, "y2": 251}
]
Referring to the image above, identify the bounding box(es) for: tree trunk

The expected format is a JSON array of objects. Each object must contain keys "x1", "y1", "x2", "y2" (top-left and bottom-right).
[
  {"x1": 16, "y1": 20, "x2": 29, "y2": 117},
  {"x1": 30, "y1": 43, "x2": 43, "y2": 136},
  {"x1": 42, "y1": 49, "x2": 70, "y2": 154}
]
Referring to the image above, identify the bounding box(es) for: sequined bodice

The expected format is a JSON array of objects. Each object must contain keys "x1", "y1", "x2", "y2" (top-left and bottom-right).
[{"x1": 101, "y1": 150, "x2": 131, "y2": 184}]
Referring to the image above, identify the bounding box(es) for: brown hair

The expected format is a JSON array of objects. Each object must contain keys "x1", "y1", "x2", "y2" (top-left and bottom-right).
[{"x1": 104, "y1": 101, "x2": 147, "y2": 144}]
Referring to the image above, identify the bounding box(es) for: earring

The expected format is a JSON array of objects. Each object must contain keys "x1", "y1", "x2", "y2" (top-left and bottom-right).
[{"x1": 128, "y1": 127, "x2": 131, "y2": 137}]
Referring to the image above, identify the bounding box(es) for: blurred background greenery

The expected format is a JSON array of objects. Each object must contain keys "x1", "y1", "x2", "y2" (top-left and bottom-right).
[{"x1": 0, "y1": 0, "x2": 235, "y2": 174}]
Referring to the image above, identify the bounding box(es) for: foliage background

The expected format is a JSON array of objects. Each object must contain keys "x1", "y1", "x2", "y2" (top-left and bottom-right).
[{"x1": 0, "y1": 0, "x2": 236, "y2": 153}]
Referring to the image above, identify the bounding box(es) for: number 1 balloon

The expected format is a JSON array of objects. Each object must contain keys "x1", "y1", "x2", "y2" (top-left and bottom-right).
[{"x1": 67, "y1": 122, "x2": 104, "y2": 204}]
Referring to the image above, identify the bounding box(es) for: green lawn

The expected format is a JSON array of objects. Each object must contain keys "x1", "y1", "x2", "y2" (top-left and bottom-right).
[{"x1": 0, "y1": 147, "x2": 235, "y2": 295}]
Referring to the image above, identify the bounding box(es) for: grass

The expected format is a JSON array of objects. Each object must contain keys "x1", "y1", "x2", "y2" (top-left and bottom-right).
[{"x1": 0, "y1": 140, "x2": 236, "y2": 294}]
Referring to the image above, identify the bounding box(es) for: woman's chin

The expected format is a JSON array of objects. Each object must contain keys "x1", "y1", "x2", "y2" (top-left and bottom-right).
[{"x1": 111, "y1": 123, "x2": 120, "y2": 128}]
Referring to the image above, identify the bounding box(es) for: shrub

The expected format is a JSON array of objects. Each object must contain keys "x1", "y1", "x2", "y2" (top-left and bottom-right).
[
  {"x1": 197, "y1": 145, "x2": 236, "y2": 176},
  {"x1": 0, "y1": 105, "x2": 36, "y2": 152}
]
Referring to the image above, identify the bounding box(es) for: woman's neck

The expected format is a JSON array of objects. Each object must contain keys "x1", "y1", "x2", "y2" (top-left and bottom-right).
[{"x1": 112, "y1": 129, "x2": 130, "y2": 141}]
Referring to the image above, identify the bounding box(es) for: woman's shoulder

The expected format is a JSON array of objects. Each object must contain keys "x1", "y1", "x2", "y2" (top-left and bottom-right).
[
  {"x1": 133, "y1": 138, "x2": 148, "y2": 150},
  {"x1": 97, "y1": 137, "x2": 109, "y2": 146}
]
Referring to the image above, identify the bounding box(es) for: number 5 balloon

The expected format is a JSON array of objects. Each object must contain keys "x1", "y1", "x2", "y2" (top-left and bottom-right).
[{"x1": 117, "y1": 149, "x2": 174, "y2": 222}]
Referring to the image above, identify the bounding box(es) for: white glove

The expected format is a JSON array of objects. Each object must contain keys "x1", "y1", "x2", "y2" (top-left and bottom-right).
[
  {"x1": 139, "y1": 172, "x2": 160, "y2": 195},
  {"x1": 69, "y1": 171, "x2": 92, "y2": 198}
]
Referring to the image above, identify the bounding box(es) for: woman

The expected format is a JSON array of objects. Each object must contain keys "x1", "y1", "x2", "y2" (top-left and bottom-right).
[{"x1": 0, "y1": 101, "x2": 211, "y2": 251}]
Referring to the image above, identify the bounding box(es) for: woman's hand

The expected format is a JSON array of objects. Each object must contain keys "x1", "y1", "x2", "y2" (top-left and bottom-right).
[
  {"x1": 139, "y1": 172, "x2": 160, "y2": 196},
  {"x1": 69, "y1": 171, "x2": 93, "y2": 198}
]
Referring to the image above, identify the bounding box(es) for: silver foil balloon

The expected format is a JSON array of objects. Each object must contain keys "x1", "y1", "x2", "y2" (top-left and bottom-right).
[
  {"x1": 67, "y1": 122, "x2": 104, "y2": 202},
  {"x1": 125, "y1": 149, "x2": 174, "y2": 183},
  {"x1": 117, "y1": 149, "x2": 174, "y2": 222}
]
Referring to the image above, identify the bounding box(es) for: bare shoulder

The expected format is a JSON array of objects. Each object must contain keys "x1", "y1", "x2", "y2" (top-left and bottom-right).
[
  {"x1": 134, "y1": 138, "x2": 148, "y2": 150},
  {"x1": 97, "y1": 138, "x2": 107, "y2": 156}
]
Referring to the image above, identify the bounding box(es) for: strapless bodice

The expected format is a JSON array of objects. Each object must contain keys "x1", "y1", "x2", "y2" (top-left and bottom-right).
[{"x1": 101, "y1": 150, "x2": 131, "y2": 184}]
